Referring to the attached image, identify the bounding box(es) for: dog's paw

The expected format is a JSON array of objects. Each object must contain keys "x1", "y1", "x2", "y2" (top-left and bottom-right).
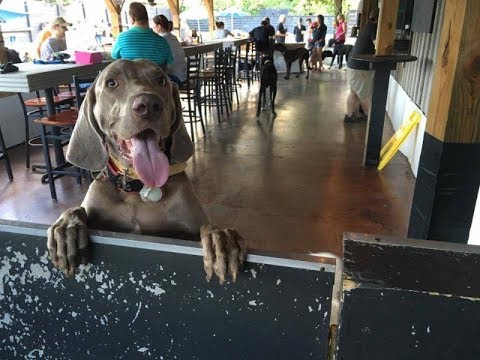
[
  {"x1": 47, "y1": 206, "x2": 89, "y2": 277},
  {"x1": 200, "y1": 224, "x2": 246, "y2": 284}
]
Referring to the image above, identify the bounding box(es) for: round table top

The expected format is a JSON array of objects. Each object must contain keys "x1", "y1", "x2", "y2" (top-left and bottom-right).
[{"x1": 352, "y1": 54, "x2": 417, "y2": 63}]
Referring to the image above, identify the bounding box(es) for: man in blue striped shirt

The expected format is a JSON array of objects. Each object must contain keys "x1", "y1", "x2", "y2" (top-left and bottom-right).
[{"x1": 111, "y1": 2, "x2": 173, "y2": 70}]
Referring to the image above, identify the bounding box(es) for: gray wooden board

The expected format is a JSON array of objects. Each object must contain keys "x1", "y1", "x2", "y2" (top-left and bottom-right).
[
  {"x1": 336, "y1": 288, "x2": 480, "y2": 360},
  {"x1": 0, "y1": 223, "x2": 334, "y2": 359},
  {"x1": 0, "y1": 62, "x2": 110, "y2": 93},
  {"x1": 337, "y1": 233, "x2": 480, "y2": 360}
]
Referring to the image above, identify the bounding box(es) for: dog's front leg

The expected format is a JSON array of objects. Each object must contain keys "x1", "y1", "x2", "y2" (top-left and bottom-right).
[
  {"x1": 200, "y1": 225, "x2": 246, "y2": 284},
  {"x1": 257, "y1": 86, "x2": 264, "y2": 117},
  {"x1": 305, "y1": 55, "x2": 310, "y2": 79},
  {"x1": 284, "y1": 61, "x2": 291, "y2": 80},
  {"x1": 47, "y1": 206, "x2": 89, "y2": 276},
  {"x1": 270, "y1": 86, "x2": 277, "y2": 116}
]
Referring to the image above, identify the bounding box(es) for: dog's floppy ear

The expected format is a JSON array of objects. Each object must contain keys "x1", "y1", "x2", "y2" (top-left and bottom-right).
[
  {"x1": 167, "y1": 84, "x2": 194, "y2": 163},
  {"x1": 66, "y1": 80, "x2": 108, "y2": 171}
]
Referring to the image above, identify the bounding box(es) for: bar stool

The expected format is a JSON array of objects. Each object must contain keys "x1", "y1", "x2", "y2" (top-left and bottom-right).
[
  {"x1": 199, "y1": 49, "x2": 231, "y2": 122},
  {"x1": 225, "y1": 47, "x2": 240, "y2": 110},
  {"x1": 0, "y1": 124, "x2": 13, "y2": 181},
  {"x1": 179, "y1": 55, "x2": 205, "y2": 142},
  {"x1": 17, "y1": 89, "x2": 75, "y2": 169},
  {"x1": 33, "y1": 75, "x2": 94, "y2": 200}
]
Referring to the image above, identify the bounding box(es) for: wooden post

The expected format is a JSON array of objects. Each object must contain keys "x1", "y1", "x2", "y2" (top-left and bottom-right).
[
  {"x1": 360, "y1": 0, "x2": 378, "y2": 30},
  {"x1": 375, "y1": 0, "x2": 399, "y2": 55},
  {"x1": 408, "y1": 0, "x2": 480, "y2": 243},
  {"x1": 104, "y1": 0, "x2": 122, "y2": 37},
  {"x1": 166, "y1": 0, "x2": 180, "y2": 38},
  {"x1": 203, "y1": 0, "x2": 215, "y2": 33}
]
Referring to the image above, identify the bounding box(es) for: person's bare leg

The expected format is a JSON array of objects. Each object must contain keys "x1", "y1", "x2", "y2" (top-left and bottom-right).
[
  {"x1": 318, "y1": 46, "x2": 324, "y2": 70},
  {"x1": 310, "y1": 48, "x2": 318, "y2": 70},
  {"x1": 359, "y1": 98, "x2": 370, "y2": 116}
]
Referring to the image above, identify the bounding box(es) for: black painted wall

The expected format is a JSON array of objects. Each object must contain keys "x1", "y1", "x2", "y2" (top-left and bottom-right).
[{"x1": 408, "y1": 132, "x2": 480, "y2": 243}]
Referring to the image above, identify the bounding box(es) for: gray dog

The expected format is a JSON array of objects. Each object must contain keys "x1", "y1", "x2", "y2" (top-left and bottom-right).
[{"x1": 47, "y1": 59, "x2": 246, "y2": 283}]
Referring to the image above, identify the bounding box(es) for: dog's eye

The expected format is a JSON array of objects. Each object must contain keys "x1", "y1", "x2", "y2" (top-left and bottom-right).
[
  {"x1": 157, "y1": 77, "x2": 166, "y2": 86},
  {"x1": 106, "y1": 78, "x2": 118, "y2": 88}
]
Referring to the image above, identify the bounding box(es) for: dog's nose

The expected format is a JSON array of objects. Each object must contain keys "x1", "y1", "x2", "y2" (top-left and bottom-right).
[{"x1": 132, "y1": 94, "x2": 161, "y2": 118}]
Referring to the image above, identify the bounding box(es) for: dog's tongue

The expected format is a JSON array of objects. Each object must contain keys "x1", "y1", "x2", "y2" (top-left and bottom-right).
[{"x1": 131, "y1": 132, "x2": 169, "y2": 188}]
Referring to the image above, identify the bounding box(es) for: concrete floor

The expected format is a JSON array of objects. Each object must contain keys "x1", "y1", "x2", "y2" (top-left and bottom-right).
[{"x1": 0, "y1": 68, "x2": 416, "y2": 256}]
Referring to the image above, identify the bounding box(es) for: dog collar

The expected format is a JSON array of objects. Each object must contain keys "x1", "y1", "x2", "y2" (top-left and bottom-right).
[{"x1": 105, "y1": 155, "x2": 187, "y2": 200}]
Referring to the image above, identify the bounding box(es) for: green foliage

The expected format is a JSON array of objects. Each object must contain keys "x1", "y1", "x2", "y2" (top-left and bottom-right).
[{"x1": 213, "y1": 0, "x2": 337, "y2": 15}]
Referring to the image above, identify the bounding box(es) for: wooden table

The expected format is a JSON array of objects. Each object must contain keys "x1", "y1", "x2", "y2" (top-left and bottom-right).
[
  {"x1": 0, "y1": 61, "x2": 111, "y2": 164},
  {"x1": 182, "y1": 38, "x2": 250, "y2": 57}
]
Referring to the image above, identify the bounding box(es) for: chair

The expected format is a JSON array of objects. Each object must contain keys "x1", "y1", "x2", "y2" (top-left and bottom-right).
[
  {"x1": 179, "y1": 55, "x2": 205, "y2": 143},
  {"x1": 73, "y1": 75, "x2": 96, "y2": 108},
  {"x1": 33, "y1": 75, "x2": 95, "y2": 200},
  {"x1": 225, "y1": 47, "x2": 240, "y2": 110},
  {"x1": 0, "y1": 124, "x2": 13, "y2": 181},
  {"x1": 238, "y1": 41, "x2": 258, "y2": 87},
  {"x1": 199, "y1": 49, "x2": 231, "y2": 123},
  {"x1": 18, "y1": 89, "x2": 76, "y2": 169}
]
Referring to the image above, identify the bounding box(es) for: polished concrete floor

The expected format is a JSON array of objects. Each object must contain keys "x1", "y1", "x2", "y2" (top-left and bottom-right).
[{"x1": 0, "y1": 69, "x2": 415, "y2": 256}]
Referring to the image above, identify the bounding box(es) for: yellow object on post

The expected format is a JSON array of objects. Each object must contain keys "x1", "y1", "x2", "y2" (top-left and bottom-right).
[{"x1": 378, "y1": 111, "x2": 422, "y2": 170}]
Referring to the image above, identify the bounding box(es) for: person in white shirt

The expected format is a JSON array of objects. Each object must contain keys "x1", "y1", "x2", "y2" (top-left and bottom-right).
[
  {"x1": 40, "y1": 16, "x2": 72, "y2": 60},
  {"x1": 214, "y1": 21, "x2": 233, "y2": 39},
  {"x1": 152, "y1": 15, "x2": 187, "y2": 85}
]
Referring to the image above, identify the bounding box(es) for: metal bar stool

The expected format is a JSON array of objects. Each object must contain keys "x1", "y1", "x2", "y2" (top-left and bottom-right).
[
  {"x1": 0, "y1": 124, "x2": 13, "y2": 181},
  {"x1": 179, "y1": 55, "x2": 205, "y2": 143},
  {"x1": 17, "y1": 89, "x2": 75, "y2": 169},
  {"x1": 32, "y1": 75, "x2": 95, "y2": 200},
  {"x1": 199, "y1": 49, "x2": 231, "y2": 123},
  {"x1": 225, "y1": 46, "x2": 240, "y2": 110}
]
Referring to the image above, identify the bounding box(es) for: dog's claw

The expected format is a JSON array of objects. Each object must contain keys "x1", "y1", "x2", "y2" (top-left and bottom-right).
[{"x1": 200, "y1": 225, "x2": 246, "y2": 285}]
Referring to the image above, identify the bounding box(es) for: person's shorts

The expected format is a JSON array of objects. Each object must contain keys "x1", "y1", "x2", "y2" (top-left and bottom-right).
[
  {"x1": 348, "y1": 68, "x2": 373, "y2": 101},
  {"x1": 315, "y1": 40, "x2": 325, "y2": 48}
]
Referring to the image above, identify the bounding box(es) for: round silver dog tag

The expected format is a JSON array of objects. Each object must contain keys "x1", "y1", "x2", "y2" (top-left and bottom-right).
[{"x1": 139, "y1": 186, "x2": 164, "y2": 202}]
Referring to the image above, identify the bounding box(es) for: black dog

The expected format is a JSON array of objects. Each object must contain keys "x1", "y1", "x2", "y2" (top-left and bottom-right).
[
  {"x1": 257, "y1": 56, "x2": 277, "y2": 118},
  {"x1": 329, "y1": 44, "x2": 353, "y2": 69},
  {"x1": 322, "y1": 50, "x2": 334, "y2": 61},
  {"x1": 273, "y1": 43, "x2": 310, "y2": 80}
]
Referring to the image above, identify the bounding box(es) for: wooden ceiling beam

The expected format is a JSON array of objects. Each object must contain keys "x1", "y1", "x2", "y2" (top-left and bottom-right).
[
  {"x1": 104, "y1": 0, "x2": 123, "y2": 37},
  {"x1": 203, "y1": 0, "x2": 215, "y2": 33},
  {"x1": 166, "y1": 0, "x2": 180, "y2": 37}
]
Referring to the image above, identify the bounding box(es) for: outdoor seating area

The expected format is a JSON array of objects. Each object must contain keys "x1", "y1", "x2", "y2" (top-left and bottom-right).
[{"x1": 0, "y1": 0, "x2": 479, "y2": 358}]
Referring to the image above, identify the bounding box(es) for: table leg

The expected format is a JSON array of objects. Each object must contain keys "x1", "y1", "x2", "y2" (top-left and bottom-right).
[
  {"x1": 44, "y1": 87, "x2": 66, "y2": 166},
  {"x1": 363, "y1": 62, "x2": 392, "y2": 167}
]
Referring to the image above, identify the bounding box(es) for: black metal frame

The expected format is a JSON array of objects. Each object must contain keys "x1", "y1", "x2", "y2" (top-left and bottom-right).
[{"x1": 0, "y1": 124, "x2": 13, "y2": 181}]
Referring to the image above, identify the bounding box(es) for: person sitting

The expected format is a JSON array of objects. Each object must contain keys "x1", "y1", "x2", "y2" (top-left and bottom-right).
[
  {"x1": 111, "y1": 2, "x2": 173, "y2": 71},
  {"x1": 152, "y1": 15, "x2": 187, "y2": 86},
  {"x1": 249, "y1": 20, "x2": 275, "y2": 55},
  {"x1": 214, "y1": 21, "x2": 233, "y2": 39},
  {"x1": 40, "y1": 17, "x2": 72, "y2": 60}
]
